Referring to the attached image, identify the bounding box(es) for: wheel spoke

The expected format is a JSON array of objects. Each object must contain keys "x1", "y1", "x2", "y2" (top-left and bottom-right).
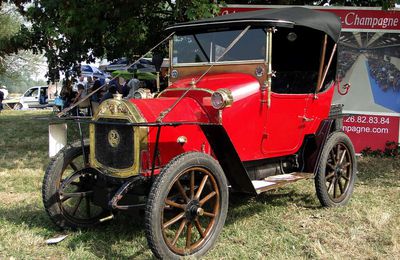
[
  {"x1": 165, "y1": 199, "x2": 185, "y2": 210},
  {"x1": 186, "y1": 222, "x2": 192, "y2": 248},
  {"x1": 203, "y1": 211, "x2": 215, "y2": 218},
  {"x1": 343, "y1": 162, "x2": 351, "y2": 168},
  {"x1": 341, "y1": 174, "x2": 350, "y2": 181},
  {"x1": 195, "y1": 175, "x2": 209, "y2": 200},
  {"x1": 72, "y1": 196, "x2": 83, "y2": 216},
  {"x1": 330, "y1": 150, "x2": 337, "y2": 164},
  {"x1": 190, "y1": 171, "x2": 195, "y2": 199},
  {"x1": 199, "y1": 191, "x2": 216, "y2": 206},
  {"x1": 175, "y1": 180, "x2": 189, "y2": 203},
  {"x1": 327, "y1": 177, "x2": 335, "y2": 193},
  {"x1": 326, "y1": 162, "x2": 335, "y2": 170},
  {"x1": 172, "y1": 219, "x2": 186, "y2": 246},
  {"x1": 194, "y1": 219, "x2": 205, "y2": 238},
  {"x1": 339, "y1": 149, "x2": 347, "y2": 164},
  {"x1": 338, "y1": 179, "x2": 344, "y2": 194},
  {"x1": 163, "y1": 212, "x2": 185, "y2": 230},
  {"x1": 336, "y1": 144, "x2": 341, "y2": 162},
  {"x1": 333, "y1": 180, "x2": 338, "y2": 198},
  {"x1": 325, "y1": 171, "x2": 335, "y2": 181}
]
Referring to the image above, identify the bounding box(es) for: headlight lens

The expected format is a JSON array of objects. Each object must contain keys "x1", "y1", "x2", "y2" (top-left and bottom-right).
[{"x1": 211, "y1": 89, "x2": 233, "y2": 109}]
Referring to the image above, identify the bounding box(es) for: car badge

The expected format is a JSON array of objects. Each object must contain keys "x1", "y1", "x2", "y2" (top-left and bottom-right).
[{"x1": 108, "y1": 129, "x2": 120, "y2": 147}]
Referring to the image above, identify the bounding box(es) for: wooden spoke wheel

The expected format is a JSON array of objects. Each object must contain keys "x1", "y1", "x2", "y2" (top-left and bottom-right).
[
  {"x1": 315, "y1": 132, "x2": 356, "y2": 207},
  {"x1": 42, "y1": 140, "x2": 109, "y2": 229},
  {"x1": 145, "y1": 152, "x2": 228, "y2": 259}
]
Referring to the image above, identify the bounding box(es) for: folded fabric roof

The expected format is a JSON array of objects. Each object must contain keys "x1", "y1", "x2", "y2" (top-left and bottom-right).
[{"x1": 166, "y1": 7, "x2": 341, "y2": 42}]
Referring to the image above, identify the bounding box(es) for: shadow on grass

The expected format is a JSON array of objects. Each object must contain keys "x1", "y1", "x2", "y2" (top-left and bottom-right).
[
  {"x1": 0, "y1": 203, "x2": 153, "y2": 259},
  {"x1": 0, "y1": 184, "x2": 320, "y2": 259}
]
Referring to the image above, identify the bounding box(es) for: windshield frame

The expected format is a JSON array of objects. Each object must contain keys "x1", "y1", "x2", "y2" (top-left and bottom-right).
[{"x1": 171, "y1": 27, "x2": 267, "y2": 67}]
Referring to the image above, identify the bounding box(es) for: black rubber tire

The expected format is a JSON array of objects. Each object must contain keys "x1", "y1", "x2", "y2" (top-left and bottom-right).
[
  {"x1": 145, "y1": 152, "x2": 229, "y2": 259},
  {"x1": 315, "y1": 132, "x2": 357, "y2": 207},
  {"x1": 42, "y1": 140, "x2": 109, "y2": 229}
]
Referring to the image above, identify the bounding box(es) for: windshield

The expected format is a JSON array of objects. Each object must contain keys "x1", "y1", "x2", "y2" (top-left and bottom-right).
[{"x1": 172, "y1": 28, "x2": 266, "y2": 65}]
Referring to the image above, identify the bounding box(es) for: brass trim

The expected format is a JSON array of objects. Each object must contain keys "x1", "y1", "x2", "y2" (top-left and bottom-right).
[
  {"x1": 90, "y1": 99, "x2": 148, "y2": 178},
  {"x1": 158, "y1": 87, "x2": 214, "y2": 97},
  {"x1": 172, "y1": 59, "x2": 265, "y2": 67},
  {"x1": 266, "y1": 28, "x2": 273, "y2": 108},
  {"x1": 212, "y1": 88, "x2": 234, "y2": 109}
]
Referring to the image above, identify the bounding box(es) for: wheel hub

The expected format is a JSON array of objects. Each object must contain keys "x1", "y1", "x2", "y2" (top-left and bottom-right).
[{"x1": 185, "y1": 200, "x2": 202, "y2": 221}]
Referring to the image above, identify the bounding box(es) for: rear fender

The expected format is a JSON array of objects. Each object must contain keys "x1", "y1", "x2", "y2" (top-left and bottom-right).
[{"x1": 200, "y1": 125, "x2": 256, "y2": 194}]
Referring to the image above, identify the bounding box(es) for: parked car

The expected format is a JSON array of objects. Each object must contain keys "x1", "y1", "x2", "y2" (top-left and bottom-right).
[
  {"x1": 105, "y1": 57, "x2": 156, "y2": 73},
  {"x1": 15, "y1": 86, "x2": 54, "y2": 109},
  {"x1": 43, "y1": 7, "x2": 355, "y2": 259}
]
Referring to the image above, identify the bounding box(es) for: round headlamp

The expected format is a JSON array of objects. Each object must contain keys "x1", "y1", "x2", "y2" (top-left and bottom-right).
[
  {"x1": 133, "y1": 88, "x2": 153, "y2": 99},
  {"x1": 211, "y1": 89, "x2": 233, "y2": 109}
]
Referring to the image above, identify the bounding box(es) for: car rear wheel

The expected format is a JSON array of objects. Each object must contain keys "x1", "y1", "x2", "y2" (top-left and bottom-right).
[
  {"x1": 315, "y1": 132, "x2": 356, "y2": 207},
  {"x1": 42, "y1": 140, "x2": 109, "y2": 229},
  {"x1": 145, "y1": 152, "x2": 228, "y2": 259}
]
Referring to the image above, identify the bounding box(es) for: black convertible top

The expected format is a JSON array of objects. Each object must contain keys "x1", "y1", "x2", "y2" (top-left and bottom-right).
[{"x1": 166, "y1": 7, "x2": 341, "y2": 42}]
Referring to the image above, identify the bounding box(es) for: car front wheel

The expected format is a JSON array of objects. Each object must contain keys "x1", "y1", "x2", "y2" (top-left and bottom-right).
[{"x1": 145, "y1": 152, "x2": 228, "y2": 259}]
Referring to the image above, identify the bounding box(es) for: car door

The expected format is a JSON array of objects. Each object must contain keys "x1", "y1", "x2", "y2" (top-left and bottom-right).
[
  {"x1": 21, "y1": 87, "x2": 40, "y2": 108},
  {"x1": 262, "y1": 92, "x2": 313, "y2": 157}
]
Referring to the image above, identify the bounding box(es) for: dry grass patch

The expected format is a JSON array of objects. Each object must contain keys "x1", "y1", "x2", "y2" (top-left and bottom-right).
[{"x1": 0, "y1": 111, "x2": 399, "y2": 259}]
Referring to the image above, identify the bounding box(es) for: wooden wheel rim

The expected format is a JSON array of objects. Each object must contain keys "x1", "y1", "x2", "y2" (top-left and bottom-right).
[
  {"x1": 161, "y1": 167, "x2": 221, "y2": 255},
  {"x1": 325, "y1": 142, "x2": 353, "y2": 202}
]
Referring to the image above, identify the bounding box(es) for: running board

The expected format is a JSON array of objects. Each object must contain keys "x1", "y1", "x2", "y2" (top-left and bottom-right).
[{"x1": 252, "y1": 172, "x2": 313, "y2": 194}]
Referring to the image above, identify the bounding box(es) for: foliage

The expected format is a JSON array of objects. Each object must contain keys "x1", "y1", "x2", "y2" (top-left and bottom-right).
[
  {"x1": 0, "y1": 3, "x2": 47, "y2": 93},
  {"x1": 361, "y1": 141, "x2": 400, "y2": 158},
  {"x1": 0, "y1": 110, "x2": 399, "y2": 259},
  {"x1": 1, "y1": 0, "x2": 223, "y2": 82}
]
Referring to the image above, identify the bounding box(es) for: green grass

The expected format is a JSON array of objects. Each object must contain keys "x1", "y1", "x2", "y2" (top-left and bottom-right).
[{"x1": 0, "y1": 110, "x2": 399, "y2": 259}]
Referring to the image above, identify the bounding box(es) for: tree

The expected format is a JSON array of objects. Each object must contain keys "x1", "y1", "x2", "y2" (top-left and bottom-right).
[
  {"x1": 0, "y1": 3, "x2": 46, "y2": 93},
  {"x1": 0, "y1": 0, "x2": 222, "y2": 82}
]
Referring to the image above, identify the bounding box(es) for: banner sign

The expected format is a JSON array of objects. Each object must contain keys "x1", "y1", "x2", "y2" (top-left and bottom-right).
[
  {"x1": 343, "y1": 115, "x2": 399, "y2": 152},
  {"x1": 221, "y1": 6, "x2": 400, "y2": 31},
  {"x1": 221, "y1": 5, "x2": 400, "y2": 153}
]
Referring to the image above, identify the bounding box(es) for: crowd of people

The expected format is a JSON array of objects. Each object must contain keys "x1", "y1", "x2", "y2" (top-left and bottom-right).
[
  {"x1": 337, "y1": 48, "x2": 359, "y2": 80},
  {"x1": 367, "y1": 56, "x2": 400, "y2": 92},
  {"x1": 59, "y1": 74, "x2": 142, "y2": 116}
]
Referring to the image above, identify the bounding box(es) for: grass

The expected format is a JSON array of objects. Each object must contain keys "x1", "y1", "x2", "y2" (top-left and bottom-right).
[{"x1": 0, "y1": 110, "x2": 399, "y2": 259}]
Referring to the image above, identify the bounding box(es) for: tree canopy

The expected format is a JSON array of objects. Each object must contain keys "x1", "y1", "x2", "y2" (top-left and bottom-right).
[
  {"x1": 0, "y1": 0, "x2": 222, "y2": 82},
  {"x1": 0, "y1": 0, "x2": 398, "y2": 82},
  {"x1": 0, "y1": 3, "x2": 46, "y2": 92}
]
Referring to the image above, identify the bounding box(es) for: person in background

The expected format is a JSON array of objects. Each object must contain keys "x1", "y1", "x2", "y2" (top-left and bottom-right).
[
  {"x1": 0, "y1": 86, "x2": 9, "y2": 99},
  {"x1": 100, "y1": 85, "x2": 117, "y2": 103},
  {"x1": 126, "y1": 73, "x2": 141, "y2": 98},
  {"x1": 39, "y1": 88, "x2": 48, "y2": 104},
  {"x1": 90, "y1": 78, "x2": 102, "y2": 103},
  {"x1": 73, "y1": 76, "x2": 87, "y2": 92}
]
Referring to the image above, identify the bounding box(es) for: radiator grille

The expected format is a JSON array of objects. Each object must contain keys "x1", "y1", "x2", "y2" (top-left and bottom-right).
[{"x1": 95, "y1": 119, "x2": 134, "y2": 169}]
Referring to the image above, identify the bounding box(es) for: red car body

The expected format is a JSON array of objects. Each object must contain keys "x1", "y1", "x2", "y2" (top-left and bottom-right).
[{"x1": 43, "y1": 7, "x2": 356, "y2": 259}]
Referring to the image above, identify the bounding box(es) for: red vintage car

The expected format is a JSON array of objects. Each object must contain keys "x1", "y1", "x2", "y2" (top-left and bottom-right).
[{"x1": 43, "y1": 7, "x2": 356, "y2": 259}]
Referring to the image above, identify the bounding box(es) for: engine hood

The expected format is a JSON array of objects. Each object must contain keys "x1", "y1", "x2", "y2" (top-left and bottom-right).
[{"x1": 161, "y1": 73, "x2": 261, "y2": 104}]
